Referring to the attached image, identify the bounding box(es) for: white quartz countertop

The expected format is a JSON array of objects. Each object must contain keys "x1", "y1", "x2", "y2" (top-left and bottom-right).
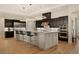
[
  {"x1": 36, "y1": 28, "x2": 59, "y2": 33},
  {"x1": 14, "y1": 28, "x2": 59, "y2": 33},
  {"x1": 30, "y1": 31, "x2": 58, "y2": 33}
]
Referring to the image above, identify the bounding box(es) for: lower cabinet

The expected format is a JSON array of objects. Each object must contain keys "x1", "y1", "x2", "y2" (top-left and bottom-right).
[{"x1": 5, "y1": 31, "x2": 14, "y2": 38}]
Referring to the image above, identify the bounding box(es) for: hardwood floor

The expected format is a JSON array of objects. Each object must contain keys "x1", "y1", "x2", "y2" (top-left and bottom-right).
[{"x1": 0, "y1": 38, "x2": 79, "y2": 54}]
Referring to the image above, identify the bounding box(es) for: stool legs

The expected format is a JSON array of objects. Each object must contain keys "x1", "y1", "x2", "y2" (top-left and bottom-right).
[
  {"x1": 23, "y1": 35, "x2": 25, "y2": 41},
  {"x1": 29, "y1": 36, "x2": 32, "y2": 47},
  {"x1": 16, "y1": 34, "x2": 20, "y2": 40}
]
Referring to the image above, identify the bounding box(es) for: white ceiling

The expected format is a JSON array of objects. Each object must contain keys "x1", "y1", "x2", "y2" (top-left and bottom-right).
[{"x1": 0, "y1": 4, "x2": 66, "y2": 20}]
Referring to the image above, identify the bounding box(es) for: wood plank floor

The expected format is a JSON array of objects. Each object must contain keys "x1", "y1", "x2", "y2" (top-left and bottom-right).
[{"x1": 0, "y1": 38, "x2": 79, "y2": 54}]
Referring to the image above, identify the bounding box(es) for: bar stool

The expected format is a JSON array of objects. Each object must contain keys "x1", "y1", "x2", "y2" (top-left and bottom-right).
[
  {"x1": 26, "y1": 31, "x2": 35, "y2": 47},
  {"x1": 15, "y1": 30, "x2": 21, "y2": 40},
  {"x1": 20, "y1": 31, "x2": 26, "y2": 41}
]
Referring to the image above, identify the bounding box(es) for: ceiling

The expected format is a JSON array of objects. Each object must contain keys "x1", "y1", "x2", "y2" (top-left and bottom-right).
[{"x1": 0, "y1": 4, "x2": 66, "y2": 20}]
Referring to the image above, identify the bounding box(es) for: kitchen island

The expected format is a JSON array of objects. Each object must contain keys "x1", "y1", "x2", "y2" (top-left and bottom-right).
[{"x1": 14, "y1": 28, "x2": 59, "y2": 50}]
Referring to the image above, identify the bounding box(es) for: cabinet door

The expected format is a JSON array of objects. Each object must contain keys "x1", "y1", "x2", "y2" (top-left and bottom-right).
[
  {"x1": 5, "y1": 19, "x2": 14, "y2": 27},
  {"x1": 5, "y1": 31, "x2": 14, "y2": 38}
]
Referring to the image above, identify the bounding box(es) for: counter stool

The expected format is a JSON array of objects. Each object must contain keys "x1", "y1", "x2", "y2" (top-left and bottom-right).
[
  {"x1": 26, "y1": 31, "x2": 35, "y2": 47},
  {"x1": 16, "y1": 30, "x2": 21, "y2": 40},
  {"x1": 20, "y1": 31, "x2": 26, "y2": 41}
]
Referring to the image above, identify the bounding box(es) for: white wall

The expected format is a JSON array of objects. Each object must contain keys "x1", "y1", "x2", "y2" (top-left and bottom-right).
[
  {"x1": 76, "y1": 16, "x2": 79, "y2": 37},
  {"x1": 68, "y1": 14, "x2": 73, "y2": 43},
  {"x1": 0, "y1": 17, "x2": 4, "y2": 39},
  {"x1": 51, "y1": 5, "x2": 68, "y2": 18}
]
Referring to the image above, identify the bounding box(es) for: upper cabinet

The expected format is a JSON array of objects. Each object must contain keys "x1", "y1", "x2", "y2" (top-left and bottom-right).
[
  {"x1": 5, "y1": 19, "x2": 14, "y2": 27},
  {"x1": 14, "y1": 20, "x2": 26, "y2": 27},
  {"x1": 50, "y1": 16, "x2": 68, "y2": 28}
]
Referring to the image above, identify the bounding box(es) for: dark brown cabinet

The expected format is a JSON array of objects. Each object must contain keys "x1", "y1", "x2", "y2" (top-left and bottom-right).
[
  {"x1": 5, "y1": 19, "x2": 14, "y2": 27},
  {"x1": 5, "y1": 31, "x2": 14, "y2": 38},
  {"x1": 5, "y1": 19, "x2": 14, "y2": 38}
]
